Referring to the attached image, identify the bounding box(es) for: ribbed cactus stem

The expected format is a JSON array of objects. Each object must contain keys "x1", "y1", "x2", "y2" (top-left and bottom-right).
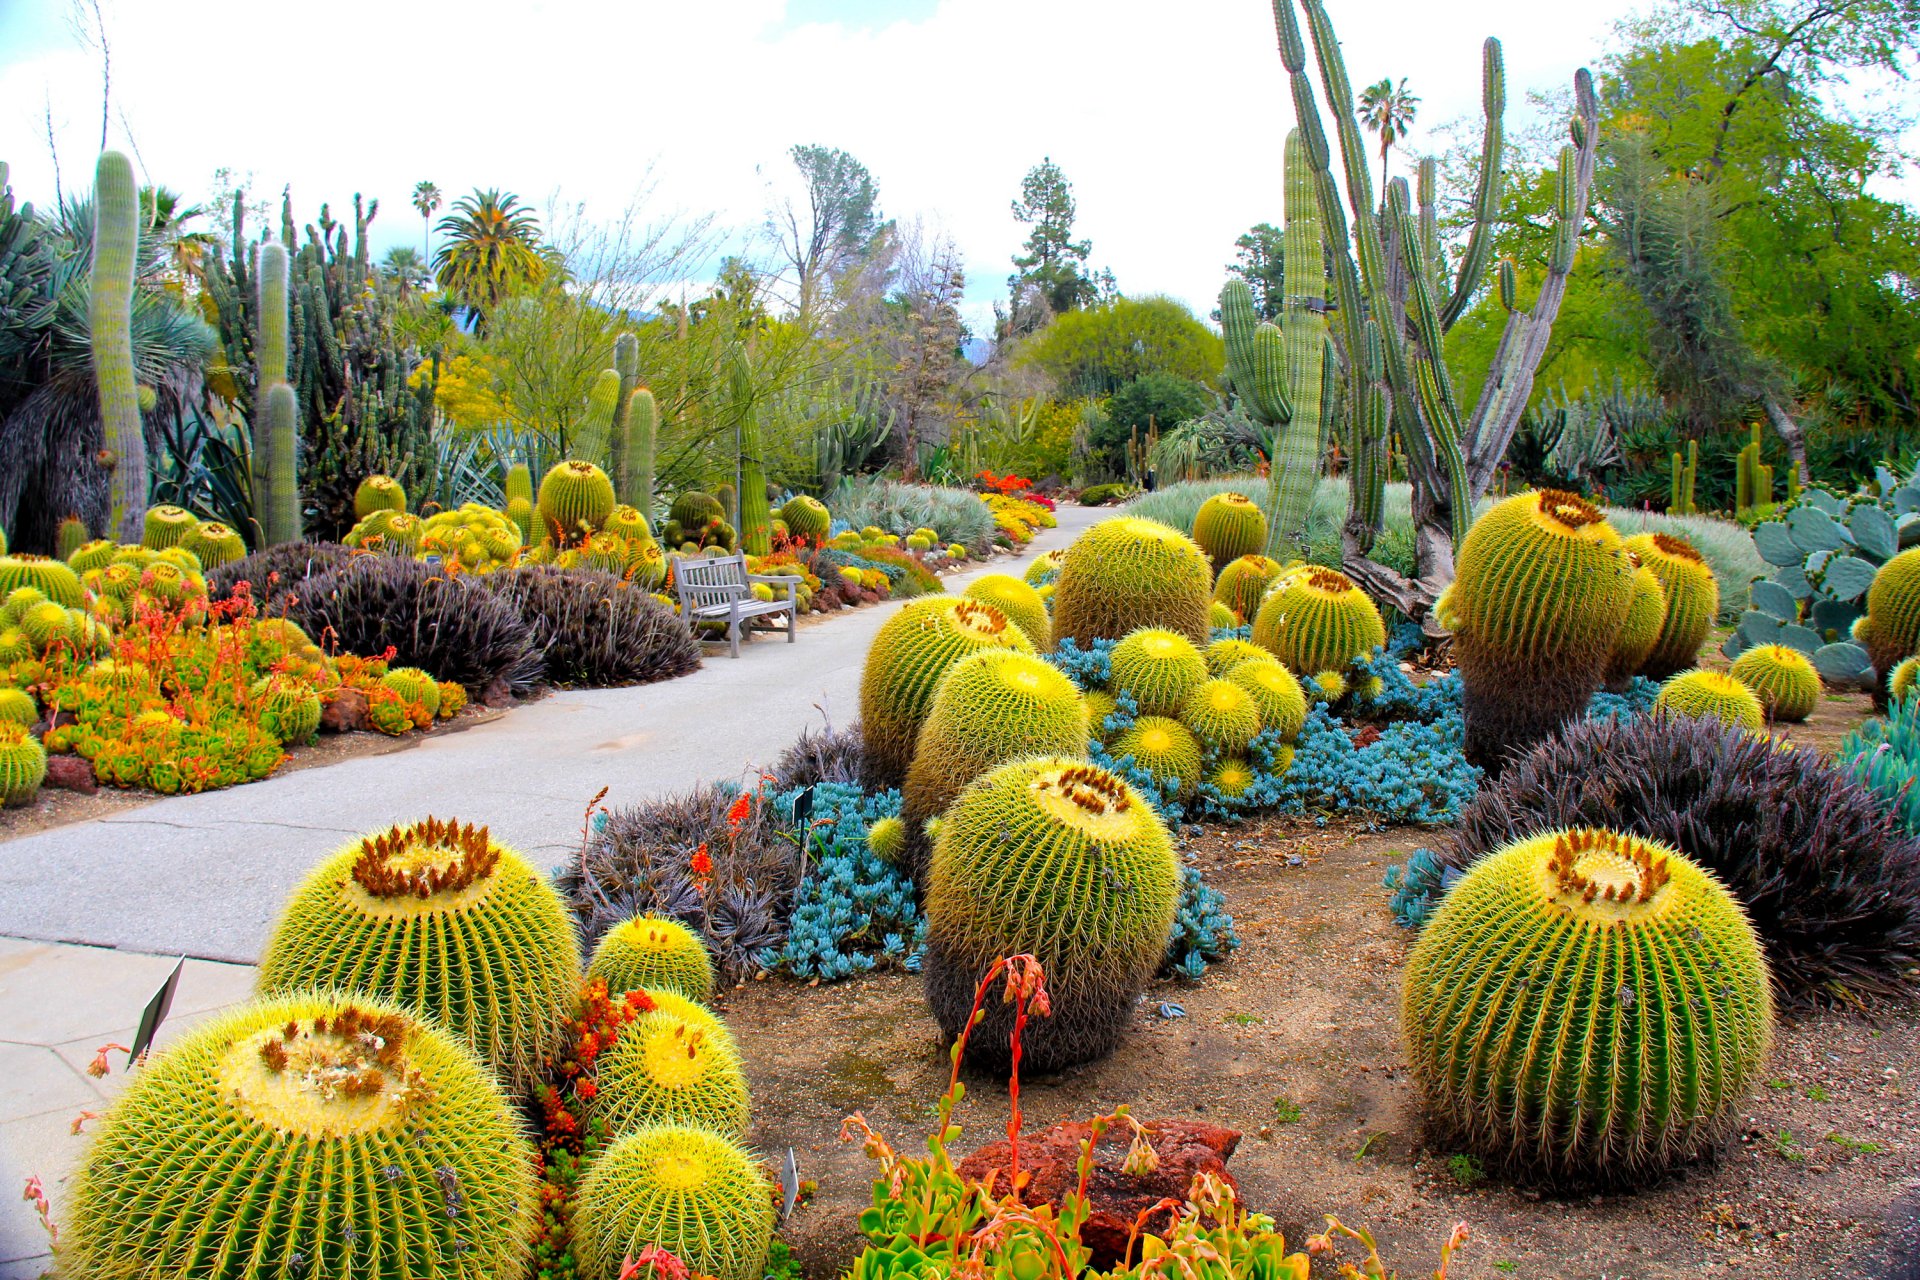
[
  {"x1": 609, "y1": 332, "x2": 639, "y2": 498},
  {"x1": 252, "y1": 243, "x2": 290, "y2": 532},
  {"x1": 1440, "y1": 38, "x2": 1506, "y2": 327},
  {"x1": 574, "y1": 368, "x2": 621, "y2": 468},
  {"x1": 626, "y1": 387, "x2": 657, "y2": 518},
  {"x1": 91, "y1": 151, "x2": 145, "y2": 544},
  {"x1": 1265, "y1": 129, "x2": 1329, "y2": 559},
  {"x1": 736, "y1": 416, "x2": 772, "y2": 559},
  {"x1": 261, "y1": 383, "x2": 300, "y2": 543}
]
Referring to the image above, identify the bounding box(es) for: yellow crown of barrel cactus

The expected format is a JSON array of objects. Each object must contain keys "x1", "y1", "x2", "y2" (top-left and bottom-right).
[
  {"x1": 1603, "y1": 554, "x2": 1668, "y2": 688},
  {"x1": 1728, "y1": 644, "x2": 1820, "y2": 722},
  {"x1": 1108, "y1": 626, "x2": 1208, "y2": 717},
  {"x1": 1051, "y1": 517, "x2": 1213, "y2": 647},
  {"x1": 590, "y1": 1005, "x2": 751, "y2": 1138},
  {"x1": 66, "y1": 993, "x2": 536, "y2": 1279},
  {"x1": 1861, "y1": 545, "x2": 1920, "y2": 686},
  {"x1": 1654, "y1": 669, "x2": 1766, "y2": 732},
  {"x1": 140, "y1": 504, "x2": 198, "y2": 550},
  {"x1": 256, "y1": 817, "x2": 583, "y2": 1092},
  {"x1": 1251, "y1": 565, "x2": 1386, "y2": 675},
  {"x1": 179, "y1": 520, "x2": 246, "y2": 569},
  {"x1": 1206, "y1": 754, "x2": 1258, "y2": 800},
  {"x1": 925, "y1": 757, "x2": 1179, "y2": 1074},
  {"x1": 902, "y1": 649, "x2": 1087, "y2": 878},
  {"x1": 1622, "y1": 531, "x2": 1719, "y2": 679},
  {"x1": 1180, "y1": 677, "x2": 1261, "y2": 754},
  {"x1": 1191, "y1": 492, "x2": 1268, "y2": 568},
  {"x1": 1226, "y1": 657, "x2": 1306, "y2": 742},
  {"x1": 354, "y1": 474, "x2": 408, "y2": 519},
  {"x1": 575, "y1": 1125, "x2": 775, "y2": 1280},
  {"x1": 589, "y1": 914, "x2": 717, "y2": 1003},
  {"x1": 1213, "y1": 553, "x2": 1285, "y2": 624},
  {"x1": 1110, "y1": 714, "x2": 1204, "y2": 798},
  {"x1": 539, "y1": 460, "x2": 618, "y2": 542},
  {"x1": 962, "y1": 573, "x2": 1051, "y2": 649},
  {"x1": 1403, "y1": 828, "x2": 1773, "y2": 1181},
  {"x1": 859, "y1": 597, "x2": 1033, "y2": 784}
]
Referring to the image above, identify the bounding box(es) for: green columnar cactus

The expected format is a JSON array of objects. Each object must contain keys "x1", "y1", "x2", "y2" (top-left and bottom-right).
[
  {"x1": 1450, "y1": 490, "x2": 1635, "y2": 769},
  {"x1": 1191, "y1": 492, "x2": 1269, "y2": 569},
  {"x1": 55, "y1": 516, "x2": 88, "y2": 562},
  {"x1": 626, "y1": 387, "x2": 658, "y2": 516},
  {"x1": 0, "y1": 723, "x2": 46, "y2": 805},
  {"x1": 589, "y1": 1005, "x2": 751, "y2": 1138},
  {"x1": 1108, "y1": 626, "x2": 1209, "y2": 716},
  {"x1": 575, "y1": 367, "x2": 622, "y2": 467},
  {"x1": 65, "y1": 993, "x2": 538, "y2": 1279},
  {"x1": 860, "y1": 598, "x2": 1035, "y2": 784},
  {"x1": 1623, "y1": 532, "x2": 1720, "y2": 679},
  {"x1": 902, "y1": 649, "x2": 1088, "y2": 879},
  {"x1": 1728, "y1": 643, "x2": 1820, "y2": 722},
  {"x1": 1736, "y1": 422, "x2": 1773, "y2": 517},
  {"x1": 962, "y1": 574, "x2": 1051, "y2": 649},
  {"x1": 251, "y1": 242, "x2": 302, "y2": 545},
  {"x1": 1667, "y1": 440, "x2": 1698, "y2": 515},
  {"x1": 261, "y1": 373, "x2": 300, "y2": 541},
  {"x1": 590, "y1": 915, "x2": 718, "y2": 1002},
  {"x1": 1250, "y1": 565, "x2": 1387, "y2": 675},
  {"x1": 1051, "y1": 517, "x2": 1214, "y2": 647},
  {"x1": 256, "y1": 817, "x2": 584, "y2": 1092},
  {"x1": 1110, "y1": 716, "x2": 1205, "y2": 798},
  {"x1": 924, "y1": 757, "x2": 1179, "y2": 1074},
  {"x1": 609, "y1": 332, "x2": 640, "y2": 498},
  {"x1": 1402, "y1": 828, "x2": 1773, "y2": 1181},
  {"x1": 1654, "y1": 669, "x2": 1766, "y2": 732},
  {"x1": 575, "y1": 1126, "x2": 775, "y2": 1280},
  {"x1": 505, "y1": 462, "x2": 534, "y2": 507},
  {"x1": 90, "y1": 152, "x2": 145, "y2": 544}
]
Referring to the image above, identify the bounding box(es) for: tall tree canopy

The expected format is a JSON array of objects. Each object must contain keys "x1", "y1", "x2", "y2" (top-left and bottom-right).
[
  {"x1": 767, "y1": 144, "x2": 886, "y2": 324},
  {"x1": 1005, "y1": 158, "x2": 1097, "y2": 333}
]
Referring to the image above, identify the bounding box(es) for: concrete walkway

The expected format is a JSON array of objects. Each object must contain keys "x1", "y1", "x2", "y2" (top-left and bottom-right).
[{"x1": 0, "y1": 503, "x2": 1103, "y2": 964}]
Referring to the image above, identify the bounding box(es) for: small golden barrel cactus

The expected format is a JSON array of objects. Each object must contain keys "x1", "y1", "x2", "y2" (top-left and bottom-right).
[
  {"x1": 1213, "y1": 553, "x2": 1284, "y2": 625},
  {"x1": 859, "y1": 597, "x2": 1033, "y2": 785},
  {"x1": 250, "y1": 673, "x2": 322, "y2": 745},
  {"x1": 381, "y1": 665, "x2": 442, "y2": 715},
  {"x1": 0, "y1": 722, "x2": 46, "y2": 805},
  {"x1": 1023, "y1": 547, "x2": 1068, "y2": 586},
  {"x1": 1251, "y1": 565, "x2": 1386, "y2": 675},
  {"x1": 865, "y1": 814, "x2": 906, "y2": 865},
  {"x1": 1050, "y1": 517, "x2": 1213, "y2": 647},
  {"x1": 257, "y1": 817, "x2": 583, "y2": 1092},
  {"x1": 1623, "y1": 531, "x2": 1720, "y2": 679},
  {"x1": 1108, "y1": 626, "x2": 1208, "y2": 717},
  {"x1": 0, "y1": 687, "x2": 35, "y2": 728},
  {"x1": 1891, "y1": 655, "x2": 1920, "y2": 705},
  {"x1": 1227, "y1": 658, "x2": 1306, "y2": 742},
  {"x1": 180, "y1": 520, "x2": 246, "y2": 569},
  {"x1": 538, "y1": 460, "x2": 618, "y2": 543},
  {"x1": 1180, "y1": 677, "x2": 1261, "y2": 754},
  {"x1": 1206, "y1": 755, "x2": 1257, "y2": 801},
  {"x1": 354, "y1": 474, "x2": 408, "y2": 519},
  {"x1": 1654, "y1": 669, "x2": 1766, "y2": 732},
  {"x1": 140, "y1": 503, "x2": 198, "y2": 550},
  {"x1": 1109, "y1": 715, "x2": 1204, "y2": 798},
  {"x1": 962, "y1": 573, "x2": 1051, "y2": 649},
  {"x1": 589, "y1": 914, "x2": 717, "y2": 1003},
  {"x1": 1728, "y1": 644, "x2": 1820, "y2": 722},
  {"x1": 0, "y1": 555, "x2": 84, "y2": 607},
  {"x1": 1205, "y1": 635, "x2": 1271, "y2": 678},
  {"x1": 1208, "y1": 600, "x2": 1236, "y2": 629},
  {"x1": 1602, "y1": 554, "x2": 1668, "y2": 689},
  {"x1": 575, "y1": 1125, "x2": 774, "y2": 1280},
  {"x1": 1402, "y1": 828, "x2": 1773, "y2": 1181},
  {"x1": 66, "y1": 993, "x2": 537, "y2": 1279},
  {"x1": 589, "y1": 1004, "x2": 751, "y2": 1138},
  {"x1": 1191, "y1": 492, "x2": 1268, "y2": 568}
]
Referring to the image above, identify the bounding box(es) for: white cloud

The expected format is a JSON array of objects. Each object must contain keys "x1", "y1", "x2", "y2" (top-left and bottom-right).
[{"x1": 1, "y1": 0, "x2": 1911, "y2": 339}]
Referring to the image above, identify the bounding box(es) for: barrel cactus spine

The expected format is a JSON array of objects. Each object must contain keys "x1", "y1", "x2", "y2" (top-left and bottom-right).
[
  {"x1": 1727, "y1": 644, "x2": 1820, "y2": 722},
  {"x1": 1051, "y1": 517, "x2": 1213, "y2": 647},
  {"x1": 1191, "y1": 492, "x2": 1269, "y2": 569},
  {"x1": 589, "y1": 914, "x2": 717, "y2": 1003},
  {"x1": 505, "y1": 462, "x2": 534, "y2": 506},
  {"x1": 859, "y1": 597, "x2": 1034, "y2": 785},
  {"x1": 1654, "y1": 669, "x2": 1766, "y2": 733},
  {"x1": 574, "y1": 1125, "x2": 774, "y2": 1280},
  {"x1": 1402, "y1": 827, "x2": 1773, "y2": 1182},
  {"x1": 1623, "y1": 531, "x2": 1719, "y2": 680},
  {"x1": 1251, "y1": 565, "x2": 1387, "y2": 675}
]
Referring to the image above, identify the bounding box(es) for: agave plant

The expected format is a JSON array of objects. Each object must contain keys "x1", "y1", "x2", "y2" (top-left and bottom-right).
[{"x1": 1724, "y1": 466, "x2": 1920, "y2": 685}]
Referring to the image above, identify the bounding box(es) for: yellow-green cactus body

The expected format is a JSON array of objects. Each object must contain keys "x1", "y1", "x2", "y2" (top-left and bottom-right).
[
  {"x1": 1402, "y1": 828, "x2": 1773, "y2": 1181},
  {"x1": 538, "y1": 460, "x2": 618, "y2": 543},
  {"x1": 0, "y1": 688, "x2": 36, "y2": 728},
  {"x1": 859, "y1": 597, "x2": 1033, "y2": 785},
  {"x1": 924, "y1": 758, "x2": 1179, "y2": 1074},
  {"x1": 0, "y1": 723, "x2": 46, "y2": 804},
  {"x1": 1191, "y1": 492, "x2": 1268, "y2": 568},
  {"x1": 1213, "y1": 553, "x2": 1284, "y2": 624},
  {"x1": 1227, "y1": 658, "x2": 1306, "y2": 742},
  {"x1": 67, "y1": 539, "x2": 117, "y2": 573},
  {"x1": 866, "y1": 815, "x2": 905, "y2": 865},
  {"x1": 140, "y1": 504, "x2": 198, "y2": 550},
  {"x1": 903, "y1": 649, "x2": 1087, "y2": 863},
  {"x1": 0, "y1": 556, "x2": 84, "y2": 608},
  {"x1": 65, "y1": 993, "x2": 537, "y2": 1280},
  {"x1": 1108, "y1": 626, "x2": 1208, "y2": 717},
  {"x1": 1205, "y1": 636, "x2": 1271, "y2": 679},
  {"x1": 256, "y1": 818, "x2": 583, "y2": 1092},
  {"x1": 1623, "y1": 532, "x2": 1719, "y2": 679},
  {"x1": 1023, "y1": 547, "x2": 1068, "y2": 586},
  {"x1": 1083, "y1": 689, "x2": 1118, "y2": 741},
  {"x1": 590, "y1": 1006, "x2": 751, "y2": 1138},
  {"x1": 588, "y1": 915, "x2": 717, "y2": 1003},
  {"x1": 1728, "y1": 644, "x2": 1820, "y2": 722},
  {"x1": 381, "y1": 665, "x2": 442, "y2": 715},
  {"x1": 250, "y1": 674, "x2": 321, "y2": 745},
  {"x1": 1051, "y1": 517, "x2": 1212, "y2": 647},
  {"x1": 1861, "y1": 546, "x2": 1920, "y2": 685},
  {"x1": 1208, "y1": 600, "x2": 1236, "y2": 629},
  {"x1": 1251, "y1": 565, "x2": 1386, "y2": 674},
  {"x1": 1891, "y1": 656, "x2": 1920, "y2": 705},
  {"x1": 780, "y1": 495, "x2": 832, "y2": 542},
  {"x1": 506, "y1": 496, "x2": 540, "y2": 550},
  {"x1": 1654, "y1": 669, "x2": 1766, "y2": 732},
  {"x1": 574, "y1": 1125, "x2": 774, "y2": 1280},
  {"x1": 1180, "y1": 678, "x2": 1261, "y2": 753},
  {"x1": 1207, "y1": 755, "x2": 1257, "y2": 800},
  {"x1": 180, "y1": 521, "x2": 246, "y2": 569},
  {"x1": 1110, "y1": 715, "x2": 1204, "y2": 798},
  {"x1": 354, "y1": 474, "x2": 408, "y2": 519},
  {"x1": 1603, "y1": 557, "x2": 1668, "y2": 688},
  {"x1": 962, "y1": 573, "x2": 1051, "y2": 649}
]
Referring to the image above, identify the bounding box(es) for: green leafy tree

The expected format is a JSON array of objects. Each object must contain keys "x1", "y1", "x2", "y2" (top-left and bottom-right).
[
  {"x1": 1095, "y1": 372, "x2": 1215, "y2": 477},
  {"x1": 767, "y1": 144, "x2": 885, "y2": 323},
  {"x1": 1358, "y1": 77, "x2": 1421, "y2": 195},
  {"x1": 432, "y1": 189, "x2": 545, "y2": 316},
  {"x1": 1006, "y1": 158, "x2": 1096, "y2": 333},
  {"x1": 1018, "y1": 296, "x2": 1224, "y2": 397},
  {"x1": 412, "y1": 180, "x2": 440, "y2": 260},
  {"x1": 1227, "y1": 223, "x2": 1287, "y2": 321}
]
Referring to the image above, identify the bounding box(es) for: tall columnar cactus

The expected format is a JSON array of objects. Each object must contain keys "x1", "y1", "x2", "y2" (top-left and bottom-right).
[
  {"x1": 1668, "y1": 439, "x2": 1698, "y2": 515},
  {"x1": 609, "y1": 331, "x2": 640, "y2": 497},
  {"x1": 90, "y1": 152, "x2": 144, "y2": 544},
  {"x1": 1402, "y1": 828, "x2": 1773, "y2": 1181},
  {"x1": 627, "y1": 387, "x2": 658, "y2": 517},
  {"x1": 575, "y1": 367, "x2": 622, "y2": 467},
  {"x1": 254, "y1": 242, "x2": 302, "y2": 545},
  {"x1": 1265, "y1": 0, "x2": 1599, "y2": 622},
  {"x1": 1736, "y1": 422, "x2": 1772, "y2": 517},
  {"x1": 504, "y1": 462, "x2": 534, "y2": 507},
  {"x1": 730, "y1": 350, "x2": 773, "y2": 557}
]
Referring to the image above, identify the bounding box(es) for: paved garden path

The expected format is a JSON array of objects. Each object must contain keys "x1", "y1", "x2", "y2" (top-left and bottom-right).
[{"x1": 0, "y1": 504, "x2": 1105, "y2": 964}]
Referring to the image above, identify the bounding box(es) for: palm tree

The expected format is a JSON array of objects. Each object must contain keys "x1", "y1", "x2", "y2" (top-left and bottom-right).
[
  {"x1": 1358, "y1": 77, "x2": 1420, "y2": 196},
  {"x1": 381, "y1": 245, "x2": 426, "y2": 295},
  {"x1": 412, "y1": 180, "x2": 441, "y2": 259},
  {"x1": 432, "y1": 188, "x2": 545, "y2": 316}
]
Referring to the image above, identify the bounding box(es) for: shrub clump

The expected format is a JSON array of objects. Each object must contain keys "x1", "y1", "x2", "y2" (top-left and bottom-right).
[
  {"x1": 205, "y1": 541, "x2": 353, "y2": 606},
  {"x1": 485, "y1": 566, "x2": 700, "y2": 687}
]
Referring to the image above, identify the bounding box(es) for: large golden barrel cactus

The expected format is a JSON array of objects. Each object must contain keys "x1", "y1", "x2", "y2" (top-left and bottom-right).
[
  {"x1": 1191, "y1": 492, "x2": 1268, "y2": 568},
  {"x1": 256, "y1": 817, "x2": 583, "y2": 1093},
  {"x1": 1402, "y1": 828, "x2": 1773, "y2": 1182},
  {"x1": 859, "y1": 597, "x2": 1033, "y2": 785},
  {"x1": 1250, "y1": 565, "x2": 1386, "y2": 675},
  {"x1": 1050, "y1": 517, "x2": 1212, "y2": 647},
  {"x1": 1622, "y1": 531, "x2": 1719, "y2": 679},
  {"x1": 1861, "y1": 546, "x2": 1920, "y2": 692},
  {"x1": 1108, "y1": 626, "x2": 1208, "y2": 717},
  {"x1": 66, "y1": 992, "x2": 537, "y2": 1279},
  {"x1": 963, "y1": 573, "x2": 1051, "y2": 649},
  {"x1": 1450, "y1": 490, "x2": 1636, "y2": 771},
  {"x1": 1602, "y1": 554, "x2": 1667, "y2": 689},
  {"x1": 588, "y1": 1004, "x2": 751, "y2": 1138},
  {"x1": 924, "y1": 758, "x2": 1178, "y2": 1074},
  {"x1": 575, "y1": 1125, "x2": 775, "y2": 1280}
]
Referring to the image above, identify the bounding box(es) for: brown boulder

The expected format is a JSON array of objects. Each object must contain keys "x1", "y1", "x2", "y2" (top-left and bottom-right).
[
  {"x1": 957, "y1": 1119, "x2": 1241, "y2": 1269},
  {"x1": 319, "y1": 687, "x2": 368, "y2": 733},
  {"x1": 479, "y1": 676, "x2": 514, "y2": 709},
  {"x1": 43, "y1": 754, "x2": 97, "y2": 795}
]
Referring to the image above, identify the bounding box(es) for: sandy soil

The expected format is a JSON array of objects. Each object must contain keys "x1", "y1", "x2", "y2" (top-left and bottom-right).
[{"x1": 722, "y1": 814, "x2": 1918, "y2": 1280}]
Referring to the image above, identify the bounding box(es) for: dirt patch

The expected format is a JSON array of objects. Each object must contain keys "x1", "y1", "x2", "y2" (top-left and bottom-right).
[
  {"x1": 0, "y1": 704, "x2": 508, "y2": 840},
  {"x1": 721, "y1": 817, "x2": 1918, "y2": 1279}
]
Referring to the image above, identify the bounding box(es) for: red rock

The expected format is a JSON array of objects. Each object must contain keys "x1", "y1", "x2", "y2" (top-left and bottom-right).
[
  {"x1": 479, "y1": 676, "x2": 514, "y2": 709},
  {"x1": 957, "y1": 1119, "x2": 1241, "y2": 1269},
  {"x1": 320, "y1": 687, "x2": 368, "y2": 733},
  {"x1": 43, "y1": 754, "x2": 97, "y2": 795}
]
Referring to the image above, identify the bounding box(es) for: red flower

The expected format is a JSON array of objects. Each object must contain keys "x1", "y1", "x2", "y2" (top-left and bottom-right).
[
  {"x1": 726, "y1": 791, "x2": 751, "y2": 829},
  {"x1": 690, "y1": 843, "x2": 713, "y2": 876}
]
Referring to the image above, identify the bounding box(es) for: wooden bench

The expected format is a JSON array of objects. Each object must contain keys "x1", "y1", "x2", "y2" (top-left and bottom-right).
[{"x1": 673, "y1": 553, "x2": 802, "y2": 658}]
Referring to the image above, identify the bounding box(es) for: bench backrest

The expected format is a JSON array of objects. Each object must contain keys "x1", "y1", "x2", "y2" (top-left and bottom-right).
[{"x1": 675, "y1": 553, "x2": 750, "y2": 612}]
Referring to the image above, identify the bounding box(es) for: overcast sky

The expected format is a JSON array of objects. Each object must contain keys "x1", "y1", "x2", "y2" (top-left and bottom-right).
[{"x1": 1, "y1": 0, "x2": 1912, "y2": 333}]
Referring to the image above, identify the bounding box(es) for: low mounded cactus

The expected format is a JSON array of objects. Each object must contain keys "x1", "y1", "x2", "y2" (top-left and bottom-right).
[
  {"x1": 256, "y1": 817, "x2": 582, "y2": 1092},
  {"x1": 588, "y1": 914, "x2": 717, "y2": 1003},
  {"x1": 574, "y1": 1125, "x2": 775, "y2": 1280},
  {"x1": 1728, "y1": 643, "x2": 1820, "y2": 722},
  {"x1": 1108, "y1": 626, "x2": 1209, "y2": 717},
  {"x1": 1655, "y1": 669, "x2": 1766, "y2": 732},
  {"x1": 1892, "y1": 656, "x2": 1920, "y2": 705},
  {"x1": 381, "y1": 665, "x2": 443, "y2": 715},
  {"x1": 1251, "y1": 565, "x2": 1386, "y2": 676},
  {"x1": 1403, "y1": 827, "x2": 1772, "y2": 1181},
  {"x1": 780, "y1": 494, "x2": 831, "y2": 543},
  {"x1": 65, "y1": 992, "x2": 537, "y2": 1279},
  {"x1": 1050, "y1": 517, "x2": 1213, "y2": 648}
]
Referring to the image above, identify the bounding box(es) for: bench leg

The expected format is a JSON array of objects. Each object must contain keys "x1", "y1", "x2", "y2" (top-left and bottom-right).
[{"x1": 729, "y1": 606, "x2": 741, "y2": 658}]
